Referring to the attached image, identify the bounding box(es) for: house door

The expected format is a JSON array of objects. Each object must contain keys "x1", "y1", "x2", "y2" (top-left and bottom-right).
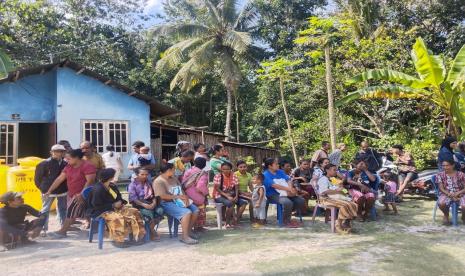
[
  {"x1": 0, "y1": 122, "x2": 17, "y2": 165},
  {"x1": 17, "y1": 123, "x2": 55, "y2": 159}
]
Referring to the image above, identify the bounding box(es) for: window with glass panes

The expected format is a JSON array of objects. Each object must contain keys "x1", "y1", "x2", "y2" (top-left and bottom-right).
[
  {"x1": 82, "y1": 121, "x2": 128, "y2": 153},
  {"x1": 0, "y1": 123, "x2": 16, "y2": 165}
]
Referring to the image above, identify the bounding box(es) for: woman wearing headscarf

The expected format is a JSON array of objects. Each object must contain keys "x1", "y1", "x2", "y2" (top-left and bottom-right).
[{"x1": 438, "y1": 137, "x2": 459, "y2": 171}]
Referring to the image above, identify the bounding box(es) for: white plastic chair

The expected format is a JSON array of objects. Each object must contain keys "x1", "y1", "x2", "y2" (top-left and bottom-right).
[{"x1": 310, "y1": 182, "x2": 337, "y2": 233}]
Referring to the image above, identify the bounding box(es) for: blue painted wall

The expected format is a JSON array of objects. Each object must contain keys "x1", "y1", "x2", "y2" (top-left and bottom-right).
[
  {"x1": 0, "y1": 71, "x2": 56, "y2": 122},
  {"x1": 56, "y1": 68, "x2": 151, "y2": 178},
  {"x1": 0, "y1": 67, "x2": 152, "y2": 178}
]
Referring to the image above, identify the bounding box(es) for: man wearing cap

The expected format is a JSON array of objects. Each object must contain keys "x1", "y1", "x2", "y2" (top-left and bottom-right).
[
  {"x1": 34, "y1": 144, "x2": 68, "y2": 236},
  {"x1": 0, "y1": 192, "x2": 45, "y2": 251}
]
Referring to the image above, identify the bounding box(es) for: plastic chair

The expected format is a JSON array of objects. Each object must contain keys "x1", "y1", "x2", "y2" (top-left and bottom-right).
[
  {"x1": 84, "y1": 186, "x2": 153, "y2": 248},
  {"x1": 167, "y1": 215, "x2": 180, "y2": 238},
  {"x1": 266, "y1": 201, "x2": 303, "y2": 227},
  {"x1": 310, "y1": 182, "x2": 337, "y2": 232},
  {"x1": 208, "y1": 199, "x2": 224, "y2": 229},
  {"x1": 370, "y1": 175, "x2": 381, "y2": 221},
  {"x1": 432, "y1": 175, "x2": 459, "y2": 226},
  {"x1": 82, "y1": 186, "x2": 106, "y2": 249}
]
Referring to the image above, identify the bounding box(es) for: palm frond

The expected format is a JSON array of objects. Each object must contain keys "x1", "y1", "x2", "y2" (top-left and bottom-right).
[
  {"x1": 347, "y1": 69, "x2": 428, "y2": 89},
  {"x1": 204, "y1": 0, "x2": 222, "y2": 27},
  {"x1": 220, "y1": 0, "x2": 238, "y2": 25},
  {"x1": 218, "y1": 50, "x2": 242, "y2": 91},
  {"x1": 234, "y1": 0, "x2": 258, "y2": 30},
  {"x1": 170, "y1": 38, "x2": 217, "y2": 92},
  {"x1": 151, "y1": 23, "x2": 210, "y2": 40},
  {"x1": 336, "y1": 84, "x2": 428, "y2": 107},
  {"x1": 155, "y1": 38, "x2": 204, "y2": 71},
  {"x1": 223, "y1": 31, "x2": 252, "y2": 54}
]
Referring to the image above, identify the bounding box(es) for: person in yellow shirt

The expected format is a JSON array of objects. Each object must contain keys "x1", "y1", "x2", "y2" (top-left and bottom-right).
[
  {"x1": 80, "y1": 141, "x2": 105, "y2": 171},
  {"x1": 234, "y1": 160, "x2": 253, "y2": 221}
]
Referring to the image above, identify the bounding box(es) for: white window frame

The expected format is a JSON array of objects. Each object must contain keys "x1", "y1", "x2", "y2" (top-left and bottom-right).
[
  {"x1": 0, "y1": 122, "x2": 17, "y2": 165},
  {"x1": 81, "y1": 120, "x2": 129, "y2": 153}
]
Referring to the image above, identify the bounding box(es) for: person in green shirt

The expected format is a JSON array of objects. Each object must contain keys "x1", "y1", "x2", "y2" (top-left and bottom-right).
[
  {"x1": 234, "y1": 160, "x2": 253, "y2": 221},
  {"x1": 210, "y1": 144, "x2": 228, "y2": 176}
]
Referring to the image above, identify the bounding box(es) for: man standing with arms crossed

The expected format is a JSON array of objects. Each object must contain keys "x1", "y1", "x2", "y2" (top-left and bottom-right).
[{"x1": 34, "y1": 144, "x2": 68, "y2": 236}]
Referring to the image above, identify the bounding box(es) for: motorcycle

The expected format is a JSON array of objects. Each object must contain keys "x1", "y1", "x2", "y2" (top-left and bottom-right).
[{"x1": 377, "y1": 156, "x2": 438, "y2": 199}]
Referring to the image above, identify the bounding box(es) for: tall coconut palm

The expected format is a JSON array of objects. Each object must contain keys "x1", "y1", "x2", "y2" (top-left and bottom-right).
[
  {"x1": 337, "y1": 37, "x2": 465, "y2": 137},
  {"x1": 0, "y1": 49, "x2": 14, "y2": 79},
  {"x1": 153, "y1": 0, "x2": 257, "y2": 140}
]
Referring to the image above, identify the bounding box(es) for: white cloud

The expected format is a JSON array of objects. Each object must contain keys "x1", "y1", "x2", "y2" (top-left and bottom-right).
[{"x1": 145, "y1": 0, "x2": 163, "y2": 13}]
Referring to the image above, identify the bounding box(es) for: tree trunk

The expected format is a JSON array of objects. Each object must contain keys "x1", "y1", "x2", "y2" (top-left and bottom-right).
[
  {"x1": 279, "y1": 77, "x2": 299, "y2": 166},
  {"x1": 224, "y1": 87, "x2": 233, "y2": 140},
  {"x1": 209, "y1": 88, "x2": 213, "y2": 130},
  {"x1": 234, "y1": 91, "x2": 240, "y2": 142},
  {"x1": 325, "y1": 45, "x2": 337, "y2": 151}
]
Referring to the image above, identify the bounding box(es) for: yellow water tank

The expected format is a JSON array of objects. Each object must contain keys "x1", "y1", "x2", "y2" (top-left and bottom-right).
[
  {"x1": 7, "y1": 166, "x2": 42, "y2": 210},
  {"x1": 18, "y1": 157, "x2": 44, "y2": 167},
  {"x1": 6, "y1": 156, "x2": 57, "y2": 211},
  {"x1": 0, "y1": 159, "x2": 8, "y2": 195}
]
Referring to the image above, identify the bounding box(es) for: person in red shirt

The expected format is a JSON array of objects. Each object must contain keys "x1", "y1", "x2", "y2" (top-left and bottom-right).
[
  {"x1": 213, "y1": 162, "x2": 248, "y2": 228},
  {"x1": 45, "y1": 149, "x2": 96, "y2": 238}
]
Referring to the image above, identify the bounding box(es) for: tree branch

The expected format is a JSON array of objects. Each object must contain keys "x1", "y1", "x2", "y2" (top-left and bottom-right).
[{"x1": 351, "y1": 126, "x2": 382, "y2": 138}]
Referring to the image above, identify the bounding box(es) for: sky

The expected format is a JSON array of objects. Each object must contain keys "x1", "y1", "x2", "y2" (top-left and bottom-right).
[{"x1": 144, "y1": 0, "x2": 336, "y2": 17}]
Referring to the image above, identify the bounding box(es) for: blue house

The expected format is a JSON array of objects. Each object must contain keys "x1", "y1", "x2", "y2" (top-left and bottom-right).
[{"x1": 0, "y1": 60, "x2": 179, "y2": 178}]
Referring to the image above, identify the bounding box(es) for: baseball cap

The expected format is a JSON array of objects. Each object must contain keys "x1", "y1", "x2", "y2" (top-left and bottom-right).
[
  {"x1": 51, "y1": 144, "x2": 66, "y2": 151},
  {"x1": 0, "y1": 191, "x2": 23, "y2": 203}
]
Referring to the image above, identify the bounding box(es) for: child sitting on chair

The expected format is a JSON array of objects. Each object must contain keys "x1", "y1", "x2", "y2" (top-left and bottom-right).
[
  {"x1": 252, "y1": 174, "x2": 267, "y2": 228},
  {"x1": 382, "y1": 172, "x2": 398, "y2": 215}
]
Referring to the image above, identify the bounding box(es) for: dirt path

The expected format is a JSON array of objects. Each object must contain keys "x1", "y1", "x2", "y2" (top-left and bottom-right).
[{"x1": 2, "y1": 198, "x2": 465, "y2": 275}]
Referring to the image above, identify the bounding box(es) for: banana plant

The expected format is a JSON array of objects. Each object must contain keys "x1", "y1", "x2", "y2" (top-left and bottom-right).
[
  {"x1": 0, "y1": 49, "x2": 14, "y2": 79},
  {"x1": 337, "y1": 37, "x2": 465, "y2": 137}
]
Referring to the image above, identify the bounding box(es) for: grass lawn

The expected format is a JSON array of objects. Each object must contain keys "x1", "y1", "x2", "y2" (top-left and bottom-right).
[{"x1": 196, "y1": 196, "x2": 465, "y2": 275}]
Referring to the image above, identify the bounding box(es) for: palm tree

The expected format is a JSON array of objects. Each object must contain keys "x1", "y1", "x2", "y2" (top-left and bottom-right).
[
  {"x1": 295, "y1": 17, "x2": 339, "y2": 151},
  {"x1": 0, "y1": 49, "x2": 14, "y2": 79},
  {"x1": 336, "y1": 0, "x2": 384, "y2": 42},
  {"x1": 153, "y1": 0, "x2": 257, "y2": 140},
  {"x1": 337, "y1": 37, "x2": 465, "y2": 137},
  {"x1": 257, "y1": 58, "x2": 302, "y2": 166}
]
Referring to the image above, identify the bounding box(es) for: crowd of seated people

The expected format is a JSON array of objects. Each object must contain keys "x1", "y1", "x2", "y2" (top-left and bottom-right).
[{"x1": 3, "y1": 138, "x2": 464, "y2": 251}]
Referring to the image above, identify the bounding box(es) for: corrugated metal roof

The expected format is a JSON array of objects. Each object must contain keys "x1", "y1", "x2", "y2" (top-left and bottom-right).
[{"x1": 0, "y1": 60, "x2": 181, "y2": 118}]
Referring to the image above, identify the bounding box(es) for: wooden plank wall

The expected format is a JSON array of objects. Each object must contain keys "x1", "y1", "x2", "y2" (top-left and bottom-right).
[
  {"x1": 151, "y1": 126, "x2": 279, "y2": 171},
  {"x1": 150, "y1": 138, "x2": 162, "y2": 170}
]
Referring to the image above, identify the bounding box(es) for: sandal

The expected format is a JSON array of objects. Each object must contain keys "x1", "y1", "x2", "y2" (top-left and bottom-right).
[
  {"x1": 111, "y1": 241, "x2": 131, "y2": 248},
  {"x1": 180, "y1": 238, "x2": 198, "y2": 245},
  {"x1": 48, "y1": 232, "x2": 67, "y2": 239},
  {"x1": 189, "y1": 232, "x2": 200, "y2": 240},
  {"x1": 129, "y1": 239, "x2": 145, "y2": 246}
]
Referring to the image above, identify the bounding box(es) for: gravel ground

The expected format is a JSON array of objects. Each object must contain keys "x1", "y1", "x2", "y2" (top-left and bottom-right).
[{"x1": 2, "y1": 197, "x2": 465, "y2": 276}]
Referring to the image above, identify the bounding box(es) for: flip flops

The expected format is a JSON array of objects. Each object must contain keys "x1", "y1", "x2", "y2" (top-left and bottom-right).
[
  {"x1": 111, "y1": 241, "x2": 131, "y2": 248},
  {"x1": 180, "y1": 238, "x2": 198, "y2": 245},
  {"x1": 48, "y1": 232, "x2": 67, "y2": 239}
]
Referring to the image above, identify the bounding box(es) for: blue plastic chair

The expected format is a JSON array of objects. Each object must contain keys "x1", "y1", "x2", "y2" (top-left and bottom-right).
[
  {"x1": 266, "y1": 201, "x2": 303, "y2": 226},
  {"x1": 431, "y1": 175, "x2": 459, "y2": 226},
  {"x1": 84, "y1": 186, "x2": 153, "y2": 249},
  {"x1": 369, "y1": 175, "x2": 381, "y2": 220},
  {"x1": 167, "y1": 215, "x2": 180, "y2": 238},
  {"x1": 82, "y1": 186, "x2": 106, "y2": 249}
]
